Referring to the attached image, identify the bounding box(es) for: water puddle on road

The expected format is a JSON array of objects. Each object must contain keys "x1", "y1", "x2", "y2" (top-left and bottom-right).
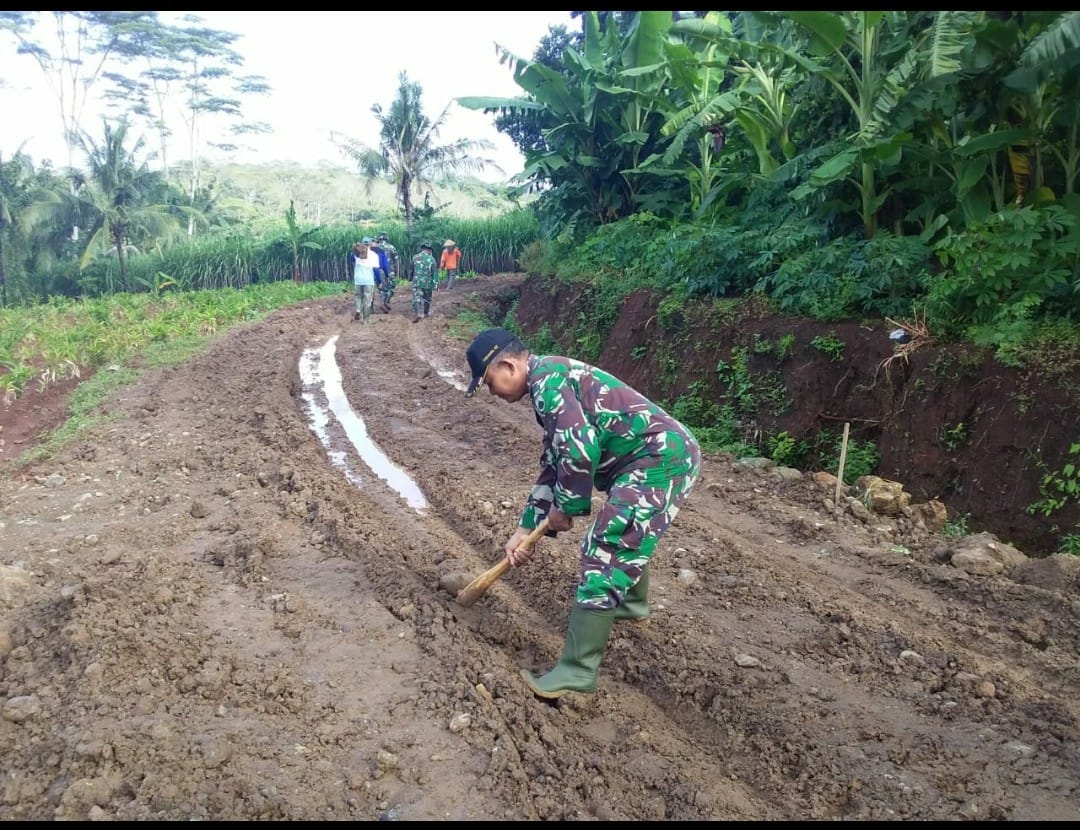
[
  {"x1": 299, "y1": 335, "x2": 429, "y2": 511},
  {"x1": 438, "y1": 369, "x2": 463, "y2": 389}
]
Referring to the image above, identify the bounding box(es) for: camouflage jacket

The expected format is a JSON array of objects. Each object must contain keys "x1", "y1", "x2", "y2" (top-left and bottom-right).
[
  {"x1": 519, "y1": 354, "x2": 700, "y2": 530},
  {"x1": 412, "y1": 251, "x2": 438, "y2": 288},
  {"x1": 380, "y1": 241, "x2": 400, "y2": 276}
]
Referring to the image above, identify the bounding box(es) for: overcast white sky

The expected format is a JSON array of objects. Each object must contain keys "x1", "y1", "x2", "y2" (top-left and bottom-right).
[{"x1": 0, "y1": 11, "x2": 577, "y2": 182}]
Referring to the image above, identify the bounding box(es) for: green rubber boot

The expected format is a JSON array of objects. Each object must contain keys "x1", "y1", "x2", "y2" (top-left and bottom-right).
[
  {"x1": 521, "y1": 606, "x2": 616, "y2": 699},
  {"x1": 615, "y1": 569, "x2": 650, "y2": 621}
]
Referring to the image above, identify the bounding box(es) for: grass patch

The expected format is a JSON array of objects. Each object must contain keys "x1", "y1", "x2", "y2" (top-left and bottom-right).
[
  {"x1": 14, "y1": 333, "x2": 212, "y2": 467},
  {"x1": 448, "y1": 309, "x2": 492, "y2": 343},
  {"x1": 4, "y1": 283, "x2": 337, "y2": 468},
  {"x1": 13, "y1": 364, "x2": 138, "y2": 468},
  {"x1": 141, "y1": 335, "x2": 212, "y2": 368}
]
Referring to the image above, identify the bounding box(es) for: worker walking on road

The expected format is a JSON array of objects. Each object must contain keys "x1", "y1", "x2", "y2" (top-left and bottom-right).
[
  {"x1": 440, "y1": 239, "x2": 462, "y2": 290},
  {"x1": 348, "y1": 239, "x2": 380, "y2": 324},
  {"x1": 370, "y1": 238, "x2": 393, "y2": 313},
  {"x1": 411, "y1": 241, "x2": 438, "y2": 323},
  {"x1": 375, "y1": 232, "x2": 400, "y2": 312},
  {"x1": 463, "y1": 328, "x2": 701, "y2": 700}
]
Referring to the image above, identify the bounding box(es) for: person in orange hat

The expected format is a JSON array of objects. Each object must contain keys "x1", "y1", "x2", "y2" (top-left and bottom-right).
[{"x1": 439, "y1": 239, "x2": 462, "y2": 289}]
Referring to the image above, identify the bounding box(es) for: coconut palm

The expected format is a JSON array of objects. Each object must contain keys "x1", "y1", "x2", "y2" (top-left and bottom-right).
[
  {"x1": 2, "y1": 147, "x2": 81, "y2": 303},
  {"x1": 0, "y1": 150, "x2": 33, "y2": 306},
  {"x1": 73, "y1": 118, "x2": 190, "y2": 290},
  {"x1": 335, "y1": 71, "x2": 502, "y2": 228}
]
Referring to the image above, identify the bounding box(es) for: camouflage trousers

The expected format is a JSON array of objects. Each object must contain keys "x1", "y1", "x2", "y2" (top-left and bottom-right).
[
  {"x1": 575, "y1": 441, "x2": 701, "y2": 610},
  {"x1": 412, "y1": 283, "x2": 434, "y2": 317},
  {"x1": 354, "y1": 284, "x2": 376, "y2": 322},
  {"x1": 379, "y1": 276, "x2": 396, "y2": 307}
]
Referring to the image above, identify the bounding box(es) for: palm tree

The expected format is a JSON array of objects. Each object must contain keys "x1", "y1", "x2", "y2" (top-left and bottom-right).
[
  {"x1": 0, "y1": 151, "x2": 32, "y2": 306},
  {"x1": 74, "y1": 118, "x2": 189, "y2": 288},
  {"x1": 335, "y1": 71, "x2": 502, "y2": 228},
  {"x1": 1, "y1": 147, "x2": 76, "y2": 304}
]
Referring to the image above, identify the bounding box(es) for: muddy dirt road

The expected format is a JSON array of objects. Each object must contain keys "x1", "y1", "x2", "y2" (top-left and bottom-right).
[{"x1": 1, "y1": 275, "x2": 1078, "y2": 820}]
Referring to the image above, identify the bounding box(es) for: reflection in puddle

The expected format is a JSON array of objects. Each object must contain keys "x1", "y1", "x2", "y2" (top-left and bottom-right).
[
  {"x1": 412, "y1": 344, "x2": 468, "y2": 392},
  {"x1": 438, "y1": 369, "x2": 463, "y2": 388},
  {"x1": 300, "y1": 336, "x2": 429, "y2": 510}
]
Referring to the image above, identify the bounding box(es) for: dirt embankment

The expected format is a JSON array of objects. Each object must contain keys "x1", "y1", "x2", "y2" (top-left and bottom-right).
[{"x1": 516, "y1": 279, "x2": 1080, "y2": 556}]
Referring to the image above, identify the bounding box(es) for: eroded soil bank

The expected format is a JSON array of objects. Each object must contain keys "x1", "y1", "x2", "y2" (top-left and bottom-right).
[{"x1": 514, "y1": 278, "x2": 1080, "y2": 556}]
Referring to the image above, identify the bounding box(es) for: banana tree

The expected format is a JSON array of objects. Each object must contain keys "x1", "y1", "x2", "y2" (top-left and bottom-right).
[
  {"x1": 1005, "y1": 11, "x2": 1080, "y2": 200},
  {"x1": 643, "y1": 12, "x2": 799, "y2": 216},
  {"x1": 630, "y1": 12, "x2": 735, "y2": 218},
  {"x1": 665, "y1": 12, "x2": 800, "y2": 187},
  {"x1": 903, "y1": 11, "x2": 1080, "y2": 233},
  {"x1": 784, "y1": 12, "x2": 975, "y2": 238},
  {"x1": 677, "y1": 11, "x2": 973, "y2": 239},
  {"x1": 459, "y1": 11, "x2": 679, "y2": 229},
  {"x1": 904, "y1": 119, "x2": 1032, "y2": 234},
  {"x1": 282, "y1": 199, "x2": 321, "y2": 284}
]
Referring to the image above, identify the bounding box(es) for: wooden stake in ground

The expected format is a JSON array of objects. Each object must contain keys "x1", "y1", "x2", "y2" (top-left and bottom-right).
[{"x1": 834, "y1": 422, "x2": 850, "y2": 518}]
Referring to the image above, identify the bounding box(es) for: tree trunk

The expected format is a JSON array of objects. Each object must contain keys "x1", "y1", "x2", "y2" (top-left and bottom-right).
[
  {"x1": 0, "y1": 233, "x2": 7, "y2": 306},
  {"x1": 401, "y1": 173, "x2": 413, "y2": 229},
  {"x1": 114, "y1": 227, "x2": 129, "y2": 289}
]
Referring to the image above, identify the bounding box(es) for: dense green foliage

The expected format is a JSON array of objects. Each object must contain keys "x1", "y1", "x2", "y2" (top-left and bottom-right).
[
  {"x1": 5, "y1": 207, "x2": 540, "y2": 300},
  {"x1": 6, "y1": 11, "x2": 1078, "y2": 353},
  {"x1": 461, "y1": 10, "x2": 1079, "y2": 353},
  {"x1": 0, "y1": 280, "x2": 343, "y2": 403}
]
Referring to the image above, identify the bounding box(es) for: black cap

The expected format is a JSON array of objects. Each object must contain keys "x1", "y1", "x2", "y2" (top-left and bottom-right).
[{"x1": 465, "y1": 328, "x2": 517, "y2": 398}]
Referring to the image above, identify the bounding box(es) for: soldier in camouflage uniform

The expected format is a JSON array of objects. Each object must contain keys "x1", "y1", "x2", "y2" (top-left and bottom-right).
[
  {"x1": 410, "y1": 241, "x2": 438, "y2": 323},
  {"x1": 464, "y1": 328, "x2": 701, "y2": 699},
  {"x1": 374, "y1": 232, "x2": 399, "y2": 313}
]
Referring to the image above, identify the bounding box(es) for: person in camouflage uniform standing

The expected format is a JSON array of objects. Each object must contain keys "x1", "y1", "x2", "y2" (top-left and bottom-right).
[
  {"x1": 464, "y1": 328, "x2": 701, "y2": 699},
  {"x1": 374, "y1": 232, "x2": 399, "y2": 313},
  {"x1": 410, "y1": 241, "x2": 438, "y2": 323}
]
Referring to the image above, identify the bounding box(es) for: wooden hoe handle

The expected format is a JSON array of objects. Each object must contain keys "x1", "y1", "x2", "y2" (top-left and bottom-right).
[{"x1": 455, "y1": 518, "x2": 551, "y2": 608}]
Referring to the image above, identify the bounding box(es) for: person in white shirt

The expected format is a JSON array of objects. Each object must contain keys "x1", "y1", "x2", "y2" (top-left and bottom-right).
[{"x1": 347, "y1": 238, "x2": 381, "y2": 324}]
